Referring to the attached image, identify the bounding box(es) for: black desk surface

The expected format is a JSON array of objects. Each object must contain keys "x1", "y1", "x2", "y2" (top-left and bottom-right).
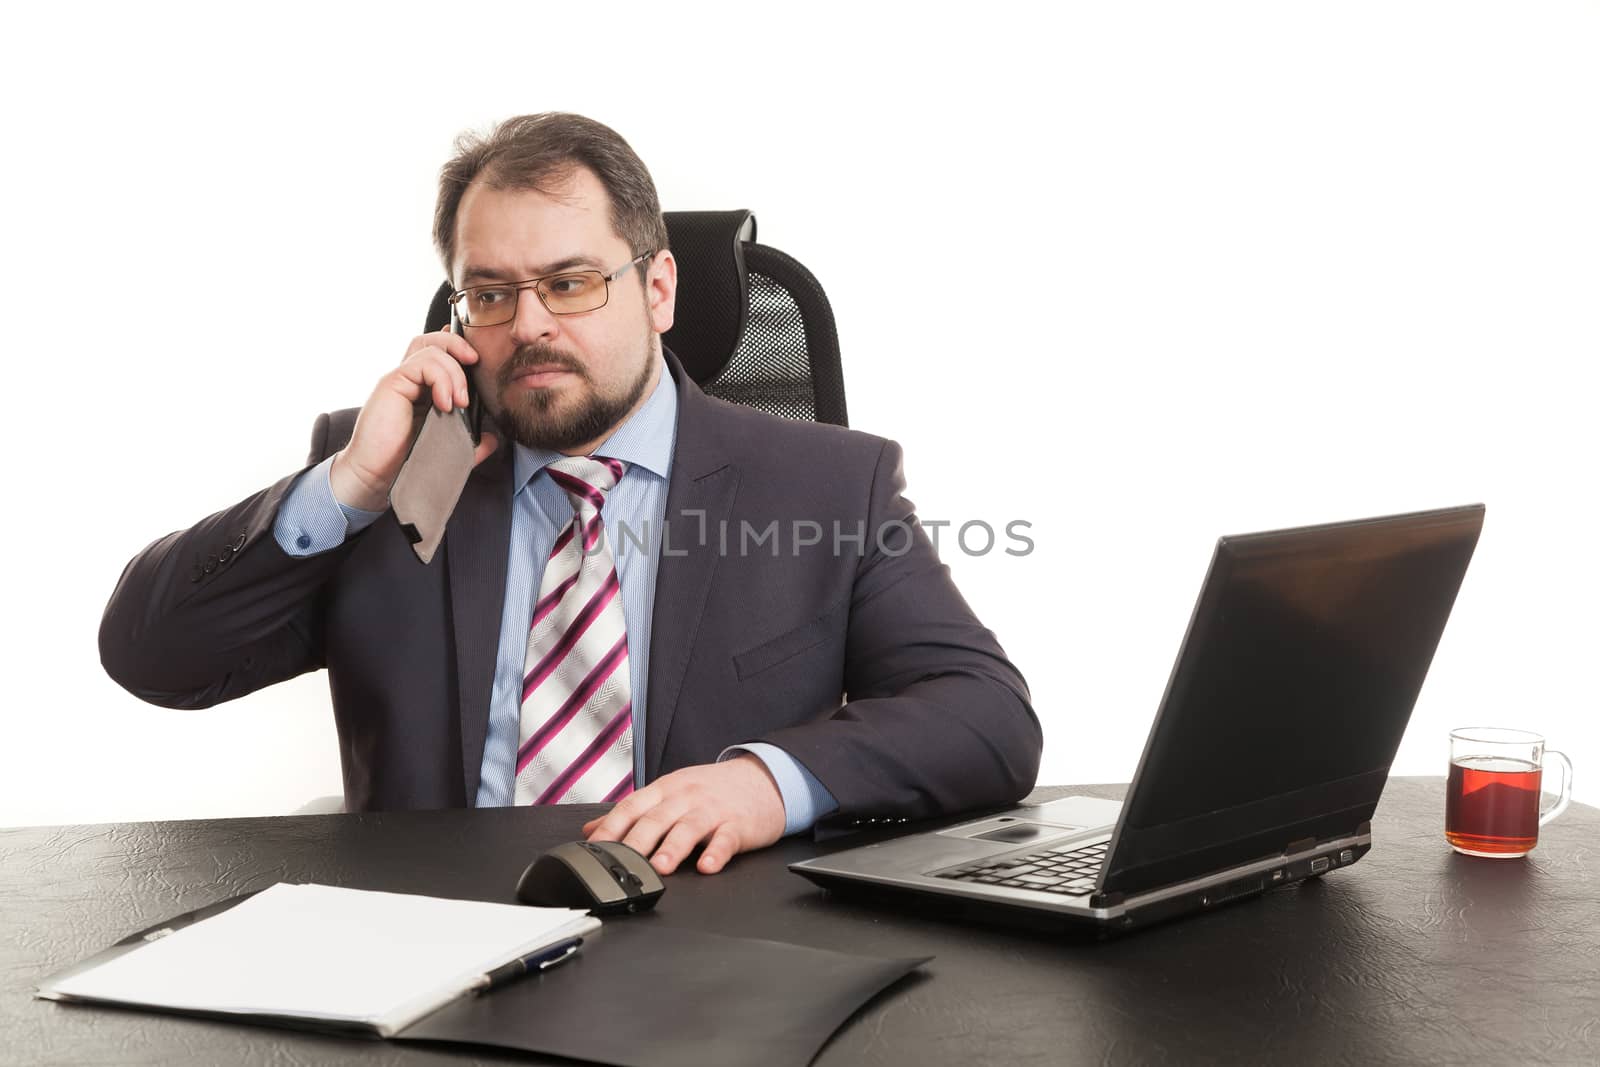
[{"x1": 4, "y1": 778, "x2": 1596, "y2": 1066}]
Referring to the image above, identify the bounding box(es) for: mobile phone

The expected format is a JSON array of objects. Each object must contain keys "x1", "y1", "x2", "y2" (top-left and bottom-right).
[
  {"x1": 389, "y1": 311, "x2": 485, "y2": 563},
  {"x1": 451, "y1": 308, "x2": 485, "y2": 446}
]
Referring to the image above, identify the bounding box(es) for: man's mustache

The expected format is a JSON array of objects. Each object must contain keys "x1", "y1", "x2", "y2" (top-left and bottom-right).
[{"x1": 499, "y1": 346, "x2": 586, "y2": 386}]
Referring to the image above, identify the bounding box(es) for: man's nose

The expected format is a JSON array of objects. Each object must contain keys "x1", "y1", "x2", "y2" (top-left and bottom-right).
[{"x1": 508, "y1": 287, "x2": 561, "y2": 346}]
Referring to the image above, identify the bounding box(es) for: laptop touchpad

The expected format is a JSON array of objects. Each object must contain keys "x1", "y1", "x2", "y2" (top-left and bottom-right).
[{"x1": 968, "y1": 821, "x2": 1082, "y2": 844}]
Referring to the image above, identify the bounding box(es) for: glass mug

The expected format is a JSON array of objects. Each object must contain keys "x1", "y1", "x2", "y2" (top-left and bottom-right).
[{"x1": 1445, "y1": 727, "x2": 1574, "y2": 858}]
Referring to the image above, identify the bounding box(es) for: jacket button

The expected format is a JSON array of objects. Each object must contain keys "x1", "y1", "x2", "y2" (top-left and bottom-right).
[
  {"x1": 219, "y1": 546, "x2": 234, "y2": 563},
  {"x1": 233, "y1": 532, "x2": 247, "y2": 551},
  {"x1": 189, "y1": 566, "x2": 203, "y2": 583},
  {"x1": 203, "y1": 556, "x2": 218, "y2": 574}
]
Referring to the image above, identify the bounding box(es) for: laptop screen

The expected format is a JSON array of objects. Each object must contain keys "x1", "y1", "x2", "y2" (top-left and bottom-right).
[{"x1": 1101, "y1": 506, "x2": 1484, "y2": 898}]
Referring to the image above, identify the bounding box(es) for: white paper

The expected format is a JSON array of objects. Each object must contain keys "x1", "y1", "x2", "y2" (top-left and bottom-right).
[{"x1": 39, "y1": 883, "x2": 600, "y2": 1036}]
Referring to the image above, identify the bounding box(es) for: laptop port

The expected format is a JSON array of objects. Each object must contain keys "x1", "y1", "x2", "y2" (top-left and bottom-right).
[{"x1": 1309, "y1": 856, "x2": 1331, "y2": 875}]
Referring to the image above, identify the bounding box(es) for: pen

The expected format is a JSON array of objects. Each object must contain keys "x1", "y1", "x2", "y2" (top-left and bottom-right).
[{"x1": 469, "y1": 937, "x2": 584, "y2": 996}]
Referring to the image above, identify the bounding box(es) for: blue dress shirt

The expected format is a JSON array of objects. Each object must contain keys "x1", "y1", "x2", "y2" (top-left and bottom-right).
[{"x1": 273, "y1": 356, "x2": 837, "y2": 835}]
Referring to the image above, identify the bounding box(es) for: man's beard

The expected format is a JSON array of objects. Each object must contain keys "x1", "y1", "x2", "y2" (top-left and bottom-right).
[{"x1": 486, "y1": 341, "x2": 655, "y2": 453}]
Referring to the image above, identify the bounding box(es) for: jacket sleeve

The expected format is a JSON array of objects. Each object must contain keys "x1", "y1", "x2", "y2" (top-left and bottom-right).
[
  {"x1": 98, "y1": 414, "x2": 360, "y2": 709},
  {"x1": 753, "y1": 439, "x2": 1043, "y2": 821}
]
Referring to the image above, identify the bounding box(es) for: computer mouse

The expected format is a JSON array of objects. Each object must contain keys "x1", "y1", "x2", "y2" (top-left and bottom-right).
[{"x1": 516, "y1": 840, "x2": 666, "y2": 915}]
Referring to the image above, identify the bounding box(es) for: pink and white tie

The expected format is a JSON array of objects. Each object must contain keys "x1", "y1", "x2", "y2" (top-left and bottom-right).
[{"x1": 513, "y1": 455, "x2": 635, "y2": 805}]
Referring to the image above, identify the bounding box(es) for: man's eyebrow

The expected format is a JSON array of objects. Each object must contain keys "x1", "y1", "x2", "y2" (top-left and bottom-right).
[{"x1": 459, "y1": 256, "x2": 606, "y2": 286}]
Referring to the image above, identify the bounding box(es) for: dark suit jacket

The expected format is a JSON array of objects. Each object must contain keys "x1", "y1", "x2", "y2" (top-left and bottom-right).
[{"x1": 100, "y1": 351, "x2": 1041, "y2": 819}]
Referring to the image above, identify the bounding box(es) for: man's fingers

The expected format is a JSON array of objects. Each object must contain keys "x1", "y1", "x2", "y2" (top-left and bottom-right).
[
  {"x1": 384, "y1": 363, "x2": 446, "y2": 412},
  {"x1": 437, "y1": 328, "x2": 480, "y2": 364},
  {"x1": 584, "y1": 787, "x2": 657, "y2": 842},
  {"x1": 404, "y1": 352, "x2": 465, "y2": 413},
  {"x1": 428, "y1": 348, "x2": 471, "y2": 410},
  {"x1": 582, "y1": 764, "x2": 779, "y2": 877},
  {"x1": 697, "y1": 825, "x2": 742, "y2": 874},
  {"x1": 584, "y1": 811, "x2": 632, "y2": 842},
  {"x1": 650, "y1": 817, "x2": 715, "y2": 876},
  {"x1": 407, "y1": 330, "x2": 479, "y2": 365},
  {"x1": 619, "y1": 808, "x2": 684, "y2": 863}
]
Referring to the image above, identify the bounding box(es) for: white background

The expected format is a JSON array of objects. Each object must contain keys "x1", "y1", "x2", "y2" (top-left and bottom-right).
[{"x1": 2, "y1": 1, "x2": 1594, "y2": 827}]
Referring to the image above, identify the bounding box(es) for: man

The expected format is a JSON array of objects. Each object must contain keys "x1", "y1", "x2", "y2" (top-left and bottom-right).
[{"x1": 100, "y1": 113, "x2": 1041, "y2": 877}]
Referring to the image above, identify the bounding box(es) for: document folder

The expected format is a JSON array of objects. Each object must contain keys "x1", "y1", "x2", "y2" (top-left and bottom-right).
[{"x1": 36, "y1": 883, "x2": 928, "y2": 1067}]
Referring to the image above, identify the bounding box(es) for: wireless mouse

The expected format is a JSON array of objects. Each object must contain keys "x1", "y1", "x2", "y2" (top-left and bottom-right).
[{"x1": 516, "y1": 840, "x2": 666, "y2": 915}]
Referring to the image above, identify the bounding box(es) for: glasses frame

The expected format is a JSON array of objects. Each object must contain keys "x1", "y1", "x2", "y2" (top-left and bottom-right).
[{"x1": 447, "y1": 250, "x2": 657, "y2": 326}]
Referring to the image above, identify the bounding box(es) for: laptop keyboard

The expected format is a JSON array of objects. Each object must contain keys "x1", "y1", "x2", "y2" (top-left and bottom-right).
[{"x1": 934, "y1": 839, "x2": 1108, "y2": 894}]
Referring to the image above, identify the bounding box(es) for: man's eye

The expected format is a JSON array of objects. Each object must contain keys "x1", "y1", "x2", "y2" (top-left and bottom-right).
[
  {"x1": 474, "y1": 289, "x2": 511, "y2": 306},
  {"x1": 546, "y1": 275, "x2": 590, "y2": 295}
]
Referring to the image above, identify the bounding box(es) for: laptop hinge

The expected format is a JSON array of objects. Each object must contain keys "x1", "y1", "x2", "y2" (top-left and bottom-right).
[
  {"x1": 1089, "y1": 890, "x2": 1125, "y2": 909},
  {"x1": 1285, "y1": 836, "x2": 1318, "y2": 855}
]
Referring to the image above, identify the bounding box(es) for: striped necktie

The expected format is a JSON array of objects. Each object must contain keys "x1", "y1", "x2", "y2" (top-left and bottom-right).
[{"x1": 513, "y1": 455, "x2": 635, "y2": 805}]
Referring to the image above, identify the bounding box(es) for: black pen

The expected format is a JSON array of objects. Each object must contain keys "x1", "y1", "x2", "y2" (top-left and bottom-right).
[{"x1": 469, "y1": 936, "x2": 584, "y2": 996}]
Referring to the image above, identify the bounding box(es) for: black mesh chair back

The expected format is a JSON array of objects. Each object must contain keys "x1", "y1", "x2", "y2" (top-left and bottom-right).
[
  {"x1": 423, "y1": 208, "x2": 847, "y2": 427},
  {"x1": 661, "y1": 210, "x2": 847, "y2": 426}
]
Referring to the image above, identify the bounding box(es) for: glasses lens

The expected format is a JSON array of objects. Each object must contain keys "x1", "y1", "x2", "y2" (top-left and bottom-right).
[
  {"x1": 540, "y1": 271, "x2": 607, "y2": 314},
  {"x1": 463, "y1": 286, "x2": 517, "y2": 326}
]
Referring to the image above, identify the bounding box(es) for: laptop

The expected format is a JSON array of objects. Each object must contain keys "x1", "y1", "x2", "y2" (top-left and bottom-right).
[{"x1": 791, "y1": 504, "x2": 1485, "y2": 934}]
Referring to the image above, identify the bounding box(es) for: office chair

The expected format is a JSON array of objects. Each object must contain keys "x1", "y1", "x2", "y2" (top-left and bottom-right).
[
  {"x1": 422, "y1": 209, "x2": 848, "y2": 427},
  {"x1": 291, "y1": 210, "x2": 848, "y2": 815}
]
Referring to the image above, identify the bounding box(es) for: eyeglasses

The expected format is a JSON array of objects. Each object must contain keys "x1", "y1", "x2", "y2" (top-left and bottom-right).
[{"x1": 448, "y1": 251, "x2": 657, "y2": 327}]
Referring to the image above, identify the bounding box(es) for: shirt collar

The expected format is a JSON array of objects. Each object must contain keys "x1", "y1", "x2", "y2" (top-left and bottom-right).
[{"x1": 511, "y1": 354, "x2": 678, "y2": 494}]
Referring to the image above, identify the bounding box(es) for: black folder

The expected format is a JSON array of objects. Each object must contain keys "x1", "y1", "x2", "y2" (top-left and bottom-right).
[{"x1": 38, "y1": 892, "x2": 928, "y2": 1067}]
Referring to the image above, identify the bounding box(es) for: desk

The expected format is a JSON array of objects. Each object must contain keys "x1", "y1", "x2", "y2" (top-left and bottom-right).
[{"x1": 3, "y1": 778, "x2": 1596, "y2": 1065}]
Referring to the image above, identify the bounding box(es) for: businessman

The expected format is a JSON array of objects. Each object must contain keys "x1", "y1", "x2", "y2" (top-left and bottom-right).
[{"x1": 100, "y1": 113, "x2": 1041, "y2": 877}]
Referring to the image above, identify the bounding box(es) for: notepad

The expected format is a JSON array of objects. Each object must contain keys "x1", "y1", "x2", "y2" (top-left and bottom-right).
[{"x1": 36, "y1": 883, "x2": 600, "y2": 1037}]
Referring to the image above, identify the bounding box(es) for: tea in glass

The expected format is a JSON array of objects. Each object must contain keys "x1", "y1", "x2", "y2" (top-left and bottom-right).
[{"x1": 1445, "y1": 727, "x2": 1572, "y2": 859}]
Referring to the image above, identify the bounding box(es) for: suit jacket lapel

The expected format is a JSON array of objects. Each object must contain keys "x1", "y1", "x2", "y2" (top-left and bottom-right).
[
  {"x1": 645, "y1": 352, "x2": 739, "y2": 779},
  {"x1": 447, "y1": 445, "x2": 513, "y2": 805}
]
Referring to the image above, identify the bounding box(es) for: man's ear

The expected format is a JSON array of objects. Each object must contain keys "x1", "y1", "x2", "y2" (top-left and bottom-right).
[{"x1": 646, "y1": 250, "x2": 677, "y2": 335}]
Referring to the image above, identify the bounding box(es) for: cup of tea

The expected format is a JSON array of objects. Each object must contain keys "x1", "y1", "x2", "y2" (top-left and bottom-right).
[{"x1": 1445, "y1": 727, "x2": 1574, "y2": 858}]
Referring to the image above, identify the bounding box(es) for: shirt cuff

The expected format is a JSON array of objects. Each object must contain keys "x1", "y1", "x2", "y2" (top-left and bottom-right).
[
  {"x1": 719, "y1": 742, "x2": 839, "y2": 837},
  {"x1": 272, "y1": 455, "x2": 386, "y2": 557}
]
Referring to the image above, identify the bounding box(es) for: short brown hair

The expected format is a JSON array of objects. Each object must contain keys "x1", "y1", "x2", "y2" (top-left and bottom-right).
[{"x1": 433, "y1": 112, "x2": 669, "y2": 286}]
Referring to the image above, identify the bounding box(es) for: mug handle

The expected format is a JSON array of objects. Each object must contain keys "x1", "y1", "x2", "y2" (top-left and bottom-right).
[{"x1": 1539, "y1": 750, "x2": 1574, "y2": 827}]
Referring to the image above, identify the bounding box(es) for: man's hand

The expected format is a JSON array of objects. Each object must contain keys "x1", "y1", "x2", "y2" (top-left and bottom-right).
[
  {"x1": 581, "y1": 755, "x2": 787, "y2": 876},
  {"x1": 329, "y1": 329, "x2": 500, "y2": 512}
]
